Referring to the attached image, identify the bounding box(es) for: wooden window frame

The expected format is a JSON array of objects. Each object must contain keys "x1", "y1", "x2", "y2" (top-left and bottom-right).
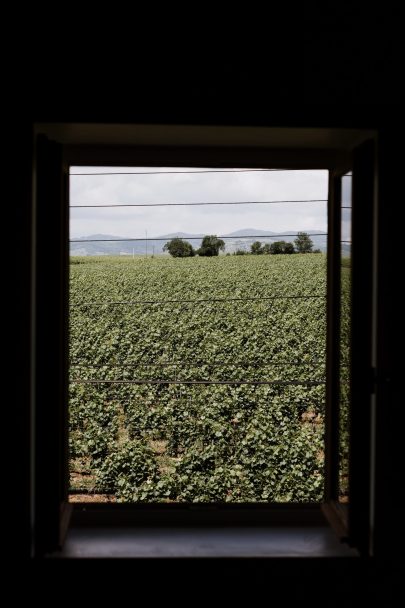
[{"x1": 31, "y1": 125, "x2": 377, "y2": 557}]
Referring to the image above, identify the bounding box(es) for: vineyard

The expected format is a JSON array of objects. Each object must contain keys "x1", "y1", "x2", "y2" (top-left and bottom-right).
[{"x1": 69, "y1": 254, "x2": 327, "y2": 502}]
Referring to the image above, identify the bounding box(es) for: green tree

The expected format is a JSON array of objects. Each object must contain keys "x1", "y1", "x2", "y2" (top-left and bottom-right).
[
  {"x1": 163, "y1": 238, "x2": 195, "y2": 257},
  {"x1": 262, "y1": 243, "x2": 272, "y2": 254},
  {"x1": 294, "y1": 232, "x2": 314, "y2": 253},
  {"x1": 270, "y1": 240, "x2": 287, "y2": 254},
  {"x1": 197, "y1": 235, "x2": 225, "y2": 256},
  {"x1": 250, "y1": 241, "x2": 263, "y2": 255},
  {"x1": 284, "y1": 242, "x2": 295, "y2": 254}
]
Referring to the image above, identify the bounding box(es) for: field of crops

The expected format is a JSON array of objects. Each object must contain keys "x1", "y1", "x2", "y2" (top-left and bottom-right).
[{"x1": 69, "y1": 254, "x2": 327, "y2": 502}]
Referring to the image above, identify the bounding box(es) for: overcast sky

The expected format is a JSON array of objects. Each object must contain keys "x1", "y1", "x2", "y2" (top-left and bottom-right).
[{"x1": 69, "y1": 168, "x2": 329, "y2": 238}]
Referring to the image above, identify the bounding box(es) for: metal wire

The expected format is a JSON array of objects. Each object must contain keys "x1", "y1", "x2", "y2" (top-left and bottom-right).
[
  {"x1": 70, "y1": 361, "x2": 326, "y2": 368},
  {"x1": 70, "y1": 169, "x2": 296, "y2": 176},
  {"x1": 70, "y1": 294, "x2": 326, "y2": 307},
  {"x1": 70, "y1": 379, "x2": 325, "y2": 386},
  {"x1": 71, "y1": 199, "x2": 328, "y2": 208},
  {"x1": 70, "y1": 233, "x2": 328, "y2": 243}
]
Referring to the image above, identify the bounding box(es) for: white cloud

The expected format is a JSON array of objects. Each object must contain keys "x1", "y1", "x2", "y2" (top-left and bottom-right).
[{"x1": 69, "y1": 168, "x2": 328, "y2": 238}]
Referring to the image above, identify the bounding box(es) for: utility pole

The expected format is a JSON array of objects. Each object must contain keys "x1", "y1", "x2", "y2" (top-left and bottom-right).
[{"x1": 145, "y1": 230, "x2": 148, "y2": 258}]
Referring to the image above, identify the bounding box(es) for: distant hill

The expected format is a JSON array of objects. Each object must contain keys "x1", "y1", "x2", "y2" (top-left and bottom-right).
[
  {"x1": 70, "y1": 229, "x2": 329, "y2": 256},
  {"x1": 224, "y1": 228, "x2": 278, "y2": 237}
]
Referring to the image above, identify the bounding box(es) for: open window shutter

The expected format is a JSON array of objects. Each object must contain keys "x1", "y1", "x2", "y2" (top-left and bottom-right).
[
  {"x1": 348, "y1": 139, "x2": 375, "y2": 555},
  {"x1": 34, "y1": 135, "x2": 71, "y2": 556},
  {"x1": 323, "y1": 169, "x2": 347, "y2": 538},
  {"x1": 323, "y1": 140, "x2": 375, "y2": 555}
]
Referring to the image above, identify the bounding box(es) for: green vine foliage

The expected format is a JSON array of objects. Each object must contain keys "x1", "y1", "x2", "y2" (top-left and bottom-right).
[
  {"x1": 69, "y1": 254, "x2": 328, "y2": 502},
  {"x1": 95, "y1": 440, "x2": 161, "y2": 501}
]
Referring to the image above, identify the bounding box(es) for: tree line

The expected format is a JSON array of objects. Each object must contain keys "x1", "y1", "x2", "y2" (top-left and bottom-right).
[
  {"x1": 248, "y1": 232, "x2": 320, "y2": 255},
  {"x1": 163, "y1": 235, "x2": 225, "y2": 257},
  {"x1": 163, "y1": 232, "x2": 320, "y2": 258}
]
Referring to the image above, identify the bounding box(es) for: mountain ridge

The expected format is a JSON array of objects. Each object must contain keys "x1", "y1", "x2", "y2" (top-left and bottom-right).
[{"x1": 70, "y1": 229, "x2": 329, "y2": 255}]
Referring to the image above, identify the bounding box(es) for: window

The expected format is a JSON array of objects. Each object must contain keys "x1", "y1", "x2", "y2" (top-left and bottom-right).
[
  {"x1": 339, "y1": 171, "x2": 352, "y2": 505},
  {"x1": 32, "y1": 124, "x2": 377, "y2": 557},
  {"x1": 68, "y1": 166, "x2": 329, "y2": 505}
]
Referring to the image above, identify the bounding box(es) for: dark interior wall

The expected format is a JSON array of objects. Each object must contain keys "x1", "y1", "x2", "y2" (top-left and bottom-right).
[
  {"x1": 13, "y1": 23, "x2": 403, "y2": 598},
  {"x1": 374, "y1": 126, "x2": 403, "y2": 558}
]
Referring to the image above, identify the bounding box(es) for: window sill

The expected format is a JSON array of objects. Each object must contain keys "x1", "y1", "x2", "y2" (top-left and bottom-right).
[{"x1": 54, "y1": 526, "x2": 358, "y2": 558}]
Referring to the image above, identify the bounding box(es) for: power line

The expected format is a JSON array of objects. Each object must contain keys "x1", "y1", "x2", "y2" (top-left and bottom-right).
[
  {"x1": 70, "y1": 379, "x2": 325, "y2": 386},
  {"x1": 70, "y1": 294, "x2": 326, "y2": 307},
  {"x1": 70, "y1": 361, "x2": 326, "y2": 368},
  {"x1": 71, "y1": 199, "x2": 328, "y2": 208},
  {"x1": 69, "y1": 304, "x2": 324, "y2": 315},
  {"x1": 70, "y1": 169, "x2": 295, "y2": 176},
  {"x1": 70, "y1": 397, "x2": 326, "y2": 405},
  {"x1": 70, "y1": 233, "x2": 328, "y2": 243}
]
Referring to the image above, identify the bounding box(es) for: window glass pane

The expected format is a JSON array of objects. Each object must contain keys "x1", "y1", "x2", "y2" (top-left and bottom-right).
[
  {"x1": 339, "y1": 173, "x2": 352, "y2": 503},
  {"x1": 341, "y1": 175, "x2": 352, "y2": 208}
]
